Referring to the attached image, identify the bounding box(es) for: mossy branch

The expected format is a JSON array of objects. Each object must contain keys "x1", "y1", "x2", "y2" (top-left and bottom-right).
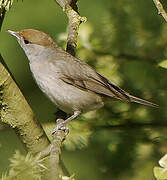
[
  {"x1": 55, "y1": 0, "x2": 87, "y2": 56},
  {"x1": 49, "y1": 120, "x2": 69, "y2": 180},
  {"x1": 0, "y1": 55, "x2": 50, "y2": 153},
  {"x1": 0, "y1": 0, "x2": 50, "y2": 154},
  {"x1": 65, "y1": 4, "x2": 87, "y2": 56}
]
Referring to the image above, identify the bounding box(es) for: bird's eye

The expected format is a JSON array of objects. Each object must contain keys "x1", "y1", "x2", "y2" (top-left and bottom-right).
[{"x1": 24, "y1": 39, "x2": 30, "y2": 44}]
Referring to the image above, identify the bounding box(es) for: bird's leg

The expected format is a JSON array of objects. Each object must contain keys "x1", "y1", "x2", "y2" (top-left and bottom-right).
[{"x1": 52, "y1": 110, "x2": 81, "y2": 135}]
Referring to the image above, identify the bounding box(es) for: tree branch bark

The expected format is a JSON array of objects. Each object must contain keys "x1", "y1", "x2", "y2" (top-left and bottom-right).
[
  {"x1": 153, "y1": 0, "x2": 167, "y2": 22},
  {"x1": 55, "y1": 0, "x2": 87, "y2": 56},
  {"x1": 49, "y1": 119, "x2": 69, "y2": 180},
  {"x1": 0, "y1": 0, "x2": 50, "y2": 154},
  {"x1": 0, "y1": 57, "x2": 50, "y2": 153},
  {"x1": 65, "y1": 4, "x2": 87, "y2": 56}
]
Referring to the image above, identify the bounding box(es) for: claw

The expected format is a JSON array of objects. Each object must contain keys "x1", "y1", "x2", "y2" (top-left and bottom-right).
[
  {"x1": 51, "y1": 122, "x2": 69, "y2": 136},
  {"x1": 52, "y1": 111, "x2": 81, "y2": 136}
]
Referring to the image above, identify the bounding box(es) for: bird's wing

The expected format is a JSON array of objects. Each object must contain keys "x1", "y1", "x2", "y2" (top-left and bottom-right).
[
  {"x1": 52, "y1": 53, "x2": 130, "y2": 101},
  {"x1": 50, "y1": 51, "x2": 158, "y2": 107},
  {"x1": 61, "y1": 74, "x2": 130, "y2": 101}
]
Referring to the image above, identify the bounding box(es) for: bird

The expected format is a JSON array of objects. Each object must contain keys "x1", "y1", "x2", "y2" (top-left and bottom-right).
[{"x1": 8, "y1": 29, "x2": 158, "y2": 133}]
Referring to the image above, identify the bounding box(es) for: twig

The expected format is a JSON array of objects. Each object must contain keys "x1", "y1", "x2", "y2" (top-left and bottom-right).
[
  {"x1": 65, "y1": 4, "x2": 87, "y2": 56},
  {"x1": 37, "y1": 143, "x2": 70, "y2": 177},
  {"x1": 153, "y1": 0, "x2": 167, "y2": 22},
  {"x1": 49, "y1": 119, "x2": 68, "y2": 180},
  {"x1": 55, "y1": 0, "x2": 87, "y2": 56}
]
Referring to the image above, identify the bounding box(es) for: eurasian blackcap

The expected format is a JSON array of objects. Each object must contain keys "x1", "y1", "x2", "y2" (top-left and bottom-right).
[{"x1": 8, "y1": 29, "x2": 158, "y2": 133}]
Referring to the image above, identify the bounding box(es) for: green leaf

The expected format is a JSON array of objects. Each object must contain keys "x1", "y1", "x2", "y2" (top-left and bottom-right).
[
  {"x1": 1, "y1": 151, "x2": 47, "y2": 180},
  {"x1": 158, "y1": 60, "x2": 167, "y2": 69},
  {"x1": 159, "y1": 154, "x2": 167, "y2": 168},
  {"x1": 60, "y1": 174, "x2": 75, "y2": 180},
  {"x1": 153, "y1": 167, "x2": 167, "y2": 180}
]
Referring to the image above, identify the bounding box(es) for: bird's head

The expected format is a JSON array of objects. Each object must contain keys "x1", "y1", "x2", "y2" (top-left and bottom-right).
[
  {"x1": 8, "y1": 29, "x2": 56, "y2": 62},
  {"x1": 8, "y1": 29, "x2": 55, "y2": 46}
]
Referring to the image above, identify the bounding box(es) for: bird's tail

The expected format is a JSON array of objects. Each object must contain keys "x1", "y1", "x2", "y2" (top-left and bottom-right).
[{"x1": 129, "y1": 95, "x2": 159, "y2": 108}]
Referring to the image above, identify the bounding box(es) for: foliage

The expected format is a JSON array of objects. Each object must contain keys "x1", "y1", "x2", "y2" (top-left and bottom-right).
[
  {"x1": 1, "y1": 151, "x2": 47, "y2": 180},
  {"x1": 154, "y1": 154, "x2": 167, "y2": 180},
  {"x1": 159, "y1": 60, "x2": 167, "y2": 69},
  {"x1": 0, "y1": 0, "x2": 13, "y2": 11},
  {"x1": 59, "y1": 174, "x2": 75, "y2": 180}
]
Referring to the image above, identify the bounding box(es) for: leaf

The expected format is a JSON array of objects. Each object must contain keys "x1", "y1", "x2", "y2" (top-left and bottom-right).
[
  {"x1": 153, "y1": 167, "x2": 167, "y2": 180},
  {"x1": 0, "y1": 0, "x2": 14, "y2": 11},
  {"x1": 60, "y1": 174, "x2": 75, "y2": 180},
  {"x1": 159, "y1": 154, "x2": 167, "y2": 168},
  {"x1": 158, "y1": 60, "x2": 167, "y2": 69},
  {"x1": 153, "y1": 154, "x2": 167, "y2": 180},
  {"x1": 1, "y1": 150, "x2": 47, "y2": 180}
]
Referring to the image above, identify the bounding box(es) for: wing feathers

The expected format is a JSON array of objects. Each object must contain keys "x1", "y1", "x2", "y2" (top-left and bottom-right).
[
  {"x1": 96, "y1": 72, "x2": 130, "y2": 101},
  {"x1": 61, "y1": 74, "x2": 130, "y2": 101},
  {"x1": 56, "y1": 56, "x2": 158, "y2": 107},
  {"x1": 128, "y1": 94, "x2": 159, "y2": 108}
]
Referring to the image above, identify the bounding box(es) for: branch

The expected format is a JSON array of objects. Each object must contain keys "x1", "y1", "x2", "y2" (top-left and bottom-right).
[
  {"x1": 0, "y1": 55, "x2": 50, "y2": 153},
  {"x1": 55, "y1": 0, "x2": 87, "y2": 56},
  {"x1": 0, "y1": 0, "x2": 50, "y2": 154},
  {"x1": 153, "y1": 0, "x2": 167, "y2": 22},
  {"x1": 49, "y1": 119, "x2": 69, "y2": 180},
  {"x1": 65, "y1": 4, "x2": 86, "y2": 56}
]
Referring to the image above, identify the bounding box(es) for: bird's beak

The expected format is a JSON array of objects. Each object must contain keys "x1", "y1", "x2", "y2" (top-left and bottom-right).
[{"x1": 7, "y1": 30, "x2": 21, "y2": 39}]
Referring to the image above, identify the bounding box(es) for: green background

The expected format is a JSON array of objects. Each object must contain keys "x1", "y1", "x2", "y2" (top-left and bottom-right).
[{"x1": 1, "y1": 0, "x2": 167, "y2": 179}]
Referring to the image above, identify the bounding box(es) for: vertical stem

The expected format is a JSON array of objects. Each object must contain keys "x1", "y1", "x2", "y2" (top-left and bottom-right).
[
  {"x1": 65, "y1": 4, "x2": 87, "y2": 56},
  {"x1": 49, "y1": 120, "x2": 69, "y2": 180}
]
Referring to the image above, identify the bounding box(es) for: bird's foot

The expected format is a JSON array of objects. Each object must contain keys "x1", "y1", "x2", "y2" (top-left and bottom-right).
[{"x1": 51, "y1": 119, "x2": 69, "y2": 136}]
